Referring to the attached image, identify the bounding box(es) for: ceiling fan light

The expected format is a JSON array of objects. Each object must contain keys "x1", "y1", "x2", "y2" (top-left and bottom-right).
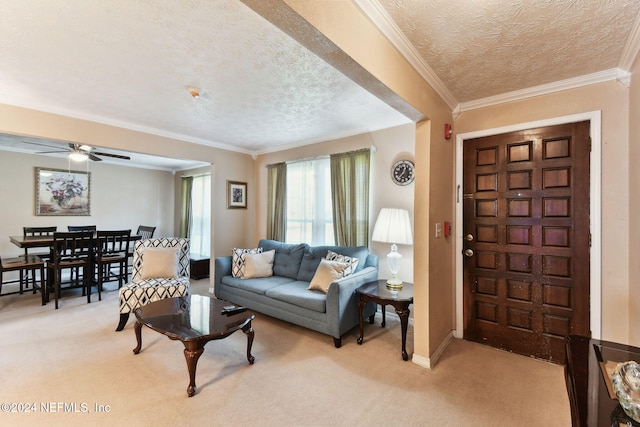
[{"x1": 69, "y1": 151, "x2": 89, "y2": 161}]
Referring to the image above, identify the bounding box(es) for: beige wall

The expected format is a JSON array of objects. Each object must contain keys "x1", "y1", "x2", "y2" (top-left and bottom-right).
[
  {"x1": 273, "y1": 0, "x2": 456, "y2": 366},
  {"x1": 0, "y1": 104, "x2": 256, "y2": 262},
  {"x1": 629, "y1": 59, "x2": 640, "y2": 346},
  {"x1": 454, "y1": 80, "x2": 631, "y2": 344},
  {"x1": 0, "y1": 150, "x2": 174, "y2": 257},
  {"x1": 254, "y1": 124, "x2": 416, "y2": 282}
]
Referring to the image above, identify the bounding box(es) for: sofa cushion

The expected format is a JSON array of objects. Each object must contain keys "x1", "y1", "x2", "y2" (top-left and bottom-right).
[
  {"x1": 241, "y1": 250, "x2": 275, "y2": 279},
  {"x1": 258, "y1": 239, "x2": 308, "y2": 279},
  {"x1": 326, "y1": 249, "x2": 359, "y2": 276},
  {"x1": 265, "y1": 281, "x2": 327, "y2": 313},
  {"x1": 308, "y1": 258, "x2": 348, "y2": 293},
  {"x1": 222, "y1": 275, "x2": 294, "y2": 295},
  {"x1": 232, "y1": 247, "x2": 263, "y2": 277},
  {"x1": 297, "y1": 245, "x2": 369, "y2": 282}
]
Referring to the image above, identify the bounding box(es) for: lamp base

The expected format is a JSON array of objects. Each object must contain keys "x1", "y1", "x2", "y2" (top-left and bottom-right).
[{"x1": 386, "y1": 277, "x2": 403, "y2": 291}]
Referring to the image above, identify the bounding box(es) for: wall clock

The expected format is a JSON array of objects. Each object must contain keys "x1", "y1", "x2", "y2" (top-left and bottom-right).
[{"x1": 391, "y1": 160, "x2": 414, "y2": 186}]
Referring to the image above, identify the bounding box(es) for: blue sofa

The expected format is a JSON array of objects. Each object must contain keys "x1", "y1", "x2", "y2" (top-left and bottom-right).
[{"x1": 214, "y1": 239, "x2": 378, "y2": 347}]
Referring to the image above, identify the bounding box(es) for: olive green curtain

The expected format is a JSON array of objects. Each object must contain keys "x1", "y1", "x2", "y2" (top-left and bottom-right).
[
  {"x1": 179, "y1": 176, "x2": 193, "y2": 238},
  {"x1": 330, "y1": 148, "x2": 370, "y2": 246},
  {"x1": 267, "y1": 162, "x2": 287, "y2": 241}
]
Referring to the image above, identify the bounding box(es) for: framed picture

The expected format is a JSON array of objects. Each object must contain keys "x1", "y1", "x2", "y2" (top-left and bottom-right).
[
  {"x1": 35, "y1": 167, "x2": 91, "y2": 216},
  {"x1": 227, "y1": 180, "x2": 247, "y2": 209}
]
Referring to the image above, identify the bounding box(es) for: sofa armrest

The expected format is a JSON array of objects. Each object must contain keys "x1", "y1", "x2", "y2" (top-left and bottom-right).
[
  {"x1": 325, "y1": 266, "x2": 378, "y2": 336},
  {"x1": 214, "y1": 256, "x2": 232, "y2": 296}
]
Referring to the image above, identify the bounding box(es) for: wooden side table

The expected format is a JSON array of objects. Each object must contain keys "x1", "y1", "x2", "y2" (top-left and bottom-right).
[{"x1": 356, "y1": 280, "x2": 414, "y2": 361}]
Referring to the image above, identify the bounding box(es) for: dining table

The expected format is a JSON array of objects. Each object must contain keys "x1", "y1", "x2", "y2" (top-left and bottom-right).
[
  {"x1": 9, "y1": 233, "x2": 142, "y2": 298},
  {"x1": 9, "y1": 233, "x2": 141, "y2": 249}
]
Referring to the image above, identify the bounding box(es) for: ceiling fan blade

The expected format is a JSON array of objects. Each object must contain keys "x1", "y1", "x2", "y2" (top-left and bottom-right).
[
  {"x1": 36, "y1": 150, "x2": 69, "y2": 154},
  {"x1": 88, "y1": 153, "x2": 103, "y2": 162},
  {"x1": 22, "y1": 140, "x2": 69, "y2": 151},
  {"x1": 92, "y1": 151, "x2": 131, "y2": 160}
]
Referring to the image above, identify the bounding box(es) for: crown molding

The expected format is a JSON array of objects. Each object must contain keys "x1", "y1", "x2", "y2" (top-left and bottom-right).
[
  {"x1": 352, "y1": 0, "x2": 458, "y2": 110},
  {"x1": 618, "y1": 8, "x2": 640, "y2": 71},
  {"x1": 457, "y1": 68, "x2": 629, "y2": 113}
]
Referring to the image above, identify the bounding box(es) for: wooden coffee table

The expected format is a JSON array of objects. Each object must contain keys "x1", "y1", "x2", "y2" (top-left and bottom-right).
[{"x1": 132, "y1": 294, "x2": 255, "y2": 397}]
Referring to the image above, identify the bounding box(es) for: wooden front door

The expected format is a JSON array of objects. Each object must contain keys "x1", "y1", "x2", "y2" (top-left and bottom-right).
[{"x1": 462, "y1": 121, "x2": 591, "y2": 362}]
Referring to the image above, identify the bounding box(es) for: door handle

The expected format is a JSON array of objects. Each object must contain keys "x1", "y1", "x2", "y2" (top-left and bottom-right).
[
  {"x1": 464, "y1": 249, "x2": 474, "y2": 257},
  {"x1": 465, "y1": 234, "x2": 474, "y2": 241}
]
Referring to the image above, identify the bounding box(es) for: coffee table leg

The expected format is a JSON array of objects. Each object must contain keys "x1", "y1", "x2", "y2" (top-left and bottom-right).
[
  {"x1": 242, "y1": 322, "x2": 255, "y2": 364},
  {"x1": 396, "y1": 306, "x2": 411, "y2": 361},
  {"x1": 133, "y1": 321, "x2": 143, "y2": 354},
  {"x1": 183, "y1": 345, "x2": 204, "y2": 397}
]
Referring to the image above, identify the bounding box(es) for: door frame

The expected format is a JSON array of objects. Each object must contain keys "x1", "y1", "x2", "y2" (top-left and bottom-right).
[{"x1": 454, "y1": 111, "x2": 602, "y2": 340}]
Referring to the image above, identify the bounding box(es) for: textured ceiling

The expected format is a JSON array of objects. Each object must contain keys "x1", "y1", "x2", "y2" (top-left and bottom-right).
[
  {"x1": 0, "y1": 0, "x2": 638, "y2": 166},
  {"x1": 377, "y1": 0, "x2": 640, "y2": 102}
]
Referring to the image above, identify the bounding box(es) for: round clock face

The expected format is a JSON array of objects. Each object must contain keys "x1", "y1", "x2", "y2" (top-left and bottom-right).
[{"x1": 392, "y1": 160, "x2": 415, "y2": 185}]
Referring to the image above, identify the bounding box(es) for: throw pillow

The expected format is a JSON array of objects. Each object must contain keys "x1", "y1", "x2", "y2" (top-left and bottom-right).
[
  {"x1": 308, "y1": 258, "x2": 348, "y2": 294},
  {"x1": 140, "y1": 248, "x2": 179, "y2": 279},
  {"x1": 326, "y1": 250, "x2": 359, "y2": 276},
  {"x1": 241, "y1": 250, "x2": 275, "y2": 279},
  {"x1": 232, "y1": 247, "x2": 263, "y2": 277}
]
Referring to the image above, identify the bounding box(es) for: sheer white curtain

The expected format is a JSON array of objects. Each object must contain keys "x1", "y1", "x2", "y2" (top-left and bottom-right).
[
  {"x1": 189, "y1": 174, "x2": 211, "y2": 256},
  {"x1": 285, "y1": 158, "x2": 334, "y2": 245}
]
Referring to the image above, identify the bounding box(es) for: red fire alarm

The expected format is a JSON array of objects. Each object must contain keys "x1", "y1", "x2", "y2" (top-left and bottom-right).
[{"x1": 444, "y1": 123, "x2": 453, "y2": 140}]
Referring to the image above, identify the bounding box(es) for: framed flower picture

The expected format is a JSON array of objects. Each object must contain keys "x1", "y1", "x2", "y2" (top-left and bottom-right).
[
  {"x1": 227, "y1": 180, "x2": 247, "y2": 209},
  {"x1": 35, "y1": 167, "x2": 91, "y2": 216}
]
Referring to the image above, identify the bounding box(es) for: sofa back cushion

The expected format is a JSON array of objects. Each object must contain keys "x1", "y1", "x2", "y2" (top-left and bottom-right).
[
  {"x1": 297, "y1": 245, "x2": 369, "y2": 282},
  {"x1": 258, "y1": 239, "x2": 308, "y2": 280}
]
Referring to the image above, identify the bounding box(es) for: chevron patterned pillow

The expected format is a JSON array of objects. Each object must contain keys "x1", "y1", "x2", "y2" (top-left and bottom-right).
[{"x1": 231, "y1": 247, "x2": 263, "y2": 277}]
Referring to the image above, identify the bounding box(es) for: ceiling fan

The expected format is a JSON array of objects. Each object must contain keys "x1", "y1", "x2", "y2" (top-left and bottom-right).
[{"x1": 23, "y1": 141, "x2": 131, "y2": 161}]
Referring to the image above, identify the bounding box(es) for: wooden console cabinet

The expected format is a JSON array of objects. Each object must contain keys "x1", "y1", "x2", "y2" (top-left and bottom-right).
[{"x1": 189, "y1": 253, "x2": 210, "y2": 279}]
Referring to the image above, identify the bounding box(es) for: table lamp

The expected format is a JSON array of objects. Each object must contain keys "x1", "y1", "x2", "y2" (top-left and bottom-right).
[{"x1": 371, "y1": 208, "x2": 413, "y2": 290}]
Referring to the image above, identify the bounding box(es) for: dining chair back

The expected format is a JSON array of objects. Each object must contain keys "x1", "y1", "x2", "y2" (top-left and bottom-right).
[
  {"x1": 68, "y1": 225, "x2": 97, "y2": 232},
  {"x1": 0, "y1": 254, "x2": 46, "y2": 305},
  {"x1": 49, "y1": 231, "x2": 94, "y2": 309},
  {"x1": 94, "y1": 229, "x2": 131, "y2": 301},
  {"x1": 136, "y1": 225, "x2": 156, "y2": 239},
  {"x1": 23, "y1": 226, "x2": 57, "y2": 258}
]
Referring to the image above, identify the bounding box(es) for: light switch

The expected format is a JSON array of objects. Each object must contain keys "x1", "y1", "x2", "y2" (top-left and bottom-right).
[{"x1": 435, "y1": 222, "x2": 442, "y2": 238}]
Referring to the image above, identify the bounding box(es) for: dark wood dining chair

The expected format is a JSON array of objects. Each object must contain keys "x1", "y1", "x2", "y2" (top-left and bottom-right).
[
  {"x1": 21, "y1": 226, "x2": 57, "y2": 291},
  {"x1": 48, "y1": 231, "x2": 94, "y2": 309},
  {"x1": 0, "y1": 254, "x2": 47, "y2": 305},
  {"x1": 23, "y1": 226, "x2": 57, "y2": 259},
  {"x1": 68, "y1": 225, "x2": 97, "y2": 232},
  {"x1": 93, "y1": 229, "x2": 131, "y2": 301},
  {"x1": 136, "y1": 225, "x2": 156, "y2": 239}
]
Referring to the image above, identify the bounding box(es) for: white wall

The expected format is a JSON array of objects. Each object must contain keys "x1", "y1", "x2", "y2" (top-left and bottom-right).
[{"x1": 0, "y1": 150, "x2": 174, "y2": 257}]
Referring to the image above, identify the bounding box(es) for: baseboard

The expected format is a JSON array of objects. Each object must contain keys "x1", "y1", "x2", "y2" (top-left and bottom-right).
[{"x1": 411, "y1": 330, "x2": 454, "y2": 369}]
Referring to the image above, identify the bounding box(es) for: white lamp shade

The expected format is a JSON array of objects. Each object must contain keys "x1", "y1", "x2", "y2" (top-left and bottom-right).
[{"x1": 371, "y1": 208, "x2": 413, "y2": 245}]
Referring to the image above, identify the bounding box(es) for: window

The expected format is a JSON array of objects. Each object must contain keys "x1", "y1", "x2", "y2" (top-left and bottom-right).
[
  {"x1": 181, "y1": 174, "x2": 211, "y2": 256},
  {"x1": 285, "y1": 158, "x2": 334, "y2": 245}
]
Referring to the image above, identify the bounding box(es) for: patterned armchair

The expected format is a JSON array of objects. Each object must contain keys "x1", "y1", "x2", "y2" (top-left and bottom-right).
[{"x1": 116, "y1": 237, "x2": 190, "y2": 331}]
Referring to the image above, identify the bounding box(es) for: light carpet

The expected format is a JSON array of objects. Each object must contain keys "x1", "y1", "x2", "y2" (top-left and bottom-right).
[{"x1": 0, "y1": 280, "x2": 571, "y2": 426}]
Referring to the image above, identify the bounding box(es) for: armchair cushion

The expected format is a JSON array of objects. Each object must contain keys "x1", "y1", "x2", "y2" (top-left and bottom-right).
[{"x1": 140, "y1": 247, "x2": 178, "y2": 279}]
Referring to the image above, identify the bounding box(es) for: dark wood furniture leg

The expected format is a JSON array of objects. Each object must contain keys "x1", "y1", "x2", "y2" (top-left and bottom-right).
[
  {"x1": 116, "y1": 313, "x2": 129, "y2": 331},
  {"x1": 396, "y1": 306, "x2": 411, "y2": 361},
  {"x1": 133, "y1": 320, "x2": 143, "y2": 354},
  {"x1": 183, "y1": 343, "x2": 205, "y2": 397},
  {"x1": 242, "y1": 322, "x2": 255, "y2": 364},
  {"x1": 357, "y1": 297, "x2": 366, "y2": 345}
]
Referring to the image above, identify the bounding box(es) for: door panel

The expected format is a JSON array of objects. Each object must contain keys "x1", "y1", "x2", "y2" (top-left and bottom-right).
[{"x1": 463, "y1": 121, "x2": 590, "y2": 362}]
